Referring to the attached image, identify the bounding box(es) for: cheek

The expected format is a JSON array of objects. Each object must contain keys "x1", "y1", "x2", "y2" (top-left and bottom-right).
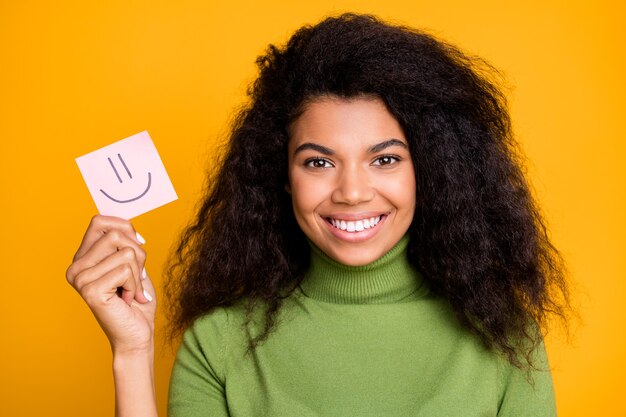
[
  {"x1": 290, "y1": 175, "x2": 332, "y2": 228},
  {"x1": 400, "y1": 175, "x2": 417, "y2": 211},
  {"x1": 376, "y1": 168, "x2": 416, "y2": 212},
  {"x1": 401, "y1": 187, "x2": 417, "y2": 218},
  {"x1": 288, "y1": 175, "x2": 326, "y2": 220}
]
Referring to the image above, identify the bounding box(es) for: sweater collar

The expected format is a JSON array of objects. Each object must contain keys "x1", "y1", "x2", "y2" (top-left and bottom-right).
[{"x1": 299, "y1": 235, "x2": 426, "y2": 304}]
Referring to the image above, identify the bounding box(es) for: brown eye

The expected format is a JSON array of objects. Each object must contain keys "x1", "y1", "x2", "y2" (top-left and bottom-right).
[
  {"x1": 372, "y1": 155, "x2": 400, "y2": 166},
  {"x1": 305, "y1": 158, "x2": 333, "y2": 169}
]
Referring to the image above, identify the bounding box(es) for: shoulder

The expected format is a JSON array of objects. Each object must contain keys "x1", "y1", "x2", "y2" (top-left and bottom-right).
[
  {"x1": 496, "y1": 340, "x2": 556, "y2": 416},
  {"x1": 173, "y1": 305, "x2": 249, "y2": 383},
  {"x1": 185, "y1": 306, "x2": 240, "y2": 340},
  {"x1": 181, "y1": 303, "x2": 250, "y2": 345},
  {"x1": 169, "y1": 307, "x2": 249, "y2": 416}
]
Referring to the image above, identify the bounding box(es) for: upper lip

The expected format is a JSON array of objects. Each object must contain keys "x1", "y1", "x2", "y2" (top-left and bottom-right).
[{"x1": 322, "y1": 211, "x2": 389, "y2": 221}]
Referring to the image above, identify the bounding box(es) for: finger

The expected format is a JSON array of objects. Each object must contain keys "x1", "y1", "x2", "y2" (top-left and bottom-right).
[
  {"x1": 74, "y1": 215, "x2": 145, "y2": 261},
  {"x1": 67, "y1": 230, "x2": 146, "y2": 286},
  {"x1": 72, "y1": 248, "x2": 150, "y2": 304},
  {"x1": 140, "y1": 271, "x2": 155, "y2": 304},
  {"x1": 81, "y1": 265, "x2": 155, "y2": 350},
  {"x1": 89, "y1": 262, "x2": 152, "y2": 306},
  {"x1": 80, "y1": 262, "x2": 138, "y2": 307},
  {"x1": 72, "y1": 247, "x2": 140, "y2": 292}
]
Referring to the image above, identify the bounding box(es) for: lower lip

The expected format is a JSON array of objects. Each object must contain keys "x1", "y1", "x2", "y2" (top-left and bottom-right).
[{"x1": 322, "y1": 215, "x2": 387, "y2": 243}]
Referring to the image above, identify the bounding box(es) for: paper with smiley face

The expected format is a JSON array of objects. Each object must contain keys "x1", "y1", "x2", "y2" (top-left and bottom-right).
[{"x1": 75, "y1": 131, "x2": 178, "y2": 219}]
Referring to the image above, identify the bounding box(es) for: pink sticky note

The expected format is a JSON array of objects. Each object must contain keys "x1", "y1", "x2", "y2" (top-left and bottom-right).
[{"x1": 75, "y1": 131, "x2": 178, "y2": 219}]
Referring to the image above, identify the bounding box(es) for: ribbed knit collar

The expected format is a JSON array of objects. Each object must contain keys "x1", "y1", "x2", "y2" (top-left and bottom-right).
[{"x1": 299, "y1": 235, "x2": 426, "y2": 304}]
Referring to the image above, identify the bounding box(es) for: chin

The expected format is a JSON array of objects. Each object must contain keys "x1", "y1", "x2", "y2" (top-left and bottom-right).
[{"x1": 325, "y1": 245, "x2": 387, "y2": 266}]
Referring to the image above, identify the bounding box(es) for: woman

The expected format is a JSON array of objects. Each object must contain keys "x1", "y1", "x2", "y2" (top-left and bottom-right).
[{"x1": 66, "y1": 13, "x2": 569, "y2": 416}]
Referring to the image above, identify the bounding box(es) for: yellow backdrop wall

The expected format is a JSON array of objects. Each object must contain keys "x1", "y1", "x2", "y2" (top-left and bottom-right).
[{"x1": 1, "y1": 1, "x2": 624, "y2": 416}]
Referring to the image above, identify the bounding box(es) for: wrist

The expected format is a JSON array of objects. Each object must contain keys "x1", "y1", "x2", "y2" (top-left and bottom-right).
[
  {"x1": 113, "y1": 345, "x2": 154, "y2": 365},
  {"x1": 111, "y1": 336, "x2": 154, "y2": 358},
  {"x1": 112, "y1": 345, "x2": 155, "y2": 378}
]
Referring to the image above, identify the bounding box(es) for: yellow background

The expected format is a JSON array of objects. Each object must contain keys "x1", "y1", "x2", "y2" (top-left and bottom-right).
[{"x1": 1, "y1": 0, "x2": 624, "y2": 416}]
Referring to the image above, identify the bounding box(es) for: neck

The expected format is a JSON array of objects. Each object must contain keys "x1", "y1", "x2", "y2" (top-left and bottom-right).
[{"x1": 299, "y1": 235, "x2": 427, "y2": 304}]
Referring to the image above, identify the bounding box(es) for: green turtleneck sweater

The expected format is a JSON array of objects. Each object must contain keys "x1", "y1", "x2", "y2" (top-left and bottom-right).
[{"x1": 168, "y1": 237, "x2": 556, "y2": 416}]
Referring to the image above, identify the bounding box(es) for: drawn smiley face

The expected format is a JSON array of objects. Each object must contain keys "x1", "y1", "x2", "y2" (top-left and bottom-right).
[
  {"x1": 99, "y1": 153, "x2": 152, "y2": 203},
  {"x1": 76, "y1": 130, "x2": 178, "y2": 220}
]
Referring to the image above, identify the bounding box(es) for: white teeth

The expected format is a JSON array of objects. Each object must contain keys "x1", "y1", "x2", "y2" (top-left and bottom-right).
[{"x1": 328, "y1": 216, "x2": 382, "y2": 233}]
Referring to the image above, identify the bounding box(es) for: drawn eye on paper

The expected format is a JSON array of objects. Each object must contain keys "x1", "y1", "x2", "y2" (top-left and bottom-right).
[
  {"x1": 100, "y1": 153, "x2": 152, "y2": 203},
  {"x1": 75, "y1": 131, "x2": 177, "y2": 219}
]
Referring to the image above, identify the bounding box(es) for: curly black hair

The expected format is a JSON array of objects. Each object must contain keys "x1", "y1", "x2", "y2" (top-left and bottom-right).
[{"x1": 165, "y1": 13, "x2": 569, "y2": 368}]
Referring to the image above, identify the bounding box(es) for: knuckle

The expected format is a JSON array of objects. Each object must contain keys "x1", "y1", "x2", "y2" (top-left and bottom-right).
[
  {"x1": 65, "y1": 264, "x2": 76, "y2": 284},
  {"x1": 121, "y1": 220, "x2": 134, "y2": 232},
  {"x1": 119, "y1": 246, "x2": 137, "y2": 261},
  {"x1": 80, "y1": 282, "x2": 101, "y2": 306},
  {"x1": 107, "y1": 229, "x2": 122, "y2": 242},
  {"x1": 72, "y1": 271, "x2": 90, "y2": 290},
  {"x1": 89, "y1": 214, "x2": 100, "y2": 226},
  {"x1": 119, "y1": 262, "x2": 135, "y2": 279},
  {"x1": 137, "y1": 247, "x2": 147, "y2": 263},
  {"x1": 88, "y1": 214, "x2": 106, "y2": 232}
]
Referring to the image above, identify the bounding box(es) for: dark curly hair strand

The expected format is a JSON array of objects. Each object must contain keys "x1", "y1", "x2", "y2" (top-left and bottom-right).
[{"x1": 165, "y1": 13, "x2": 569, "y2": 368}]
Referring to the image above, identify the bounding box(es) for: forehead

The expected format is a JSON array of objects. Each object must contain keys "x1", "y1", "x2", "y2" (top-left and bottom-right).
[{"x1": 288, "y1": 96, "x2": 407, "y2": 151}]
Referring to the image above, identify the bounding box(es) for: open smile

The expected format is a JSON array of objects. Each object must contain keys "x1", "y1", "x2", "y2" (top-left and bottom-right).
[
  {"x1": 325, "y1": 215, "x2": 385, "y2": 232},
  {"x1": 321, "y1": 213, "x2": 389, "y2": 242}
]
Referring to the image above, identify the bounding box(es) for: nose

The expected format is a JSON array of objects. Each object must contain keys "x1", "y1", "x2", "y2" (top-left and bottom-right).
[{"x1": 331, "y1": 163, "x2": 375, "y2": 205}]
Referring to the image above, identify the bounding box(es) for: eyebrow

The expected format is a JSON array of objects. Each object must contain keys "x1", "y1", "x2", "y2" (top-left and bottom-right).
[
  {"x1": 293, "y1": 139, "x2": 407, "y2": 156},
  {"x1": 368, "y1": 139, "x2": 408, "y2": 153},
  {"x1": 293, "y1": 143, "x2": 335, "y2": 155}
]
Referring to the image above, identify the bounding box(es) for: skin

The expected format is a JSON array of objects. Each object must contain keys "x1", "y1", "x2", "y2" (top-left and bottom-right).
[
  {"x1": 287, "y1": 95, "x2": 416, "y2": 266},
  {"x1": 66, "y1": 95, "x2": 416, "y2": 416},
  {"x1": 66, "y1": 215, "x2": 157, "y2": 417}
]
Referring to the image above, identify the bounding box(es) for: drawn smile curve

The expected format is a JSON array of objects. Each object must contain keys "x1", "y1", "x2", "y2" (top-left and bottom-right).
[{"x1": 99, "y1": 172, "x2": 152, "y2": 203}]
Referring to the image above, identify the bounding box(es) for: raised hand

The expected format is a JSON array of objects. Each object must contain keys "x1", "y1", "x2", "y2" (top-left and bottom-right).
[{"x1": 66, "y1": 215, "x2": 156, "y2": 354}]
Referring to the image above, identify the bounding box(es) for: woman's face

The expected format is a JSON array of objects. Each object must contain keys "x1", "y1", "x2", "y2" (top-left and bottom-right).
[{"x1": 287, "y1": 96, "x2": 416, "y2": 266}]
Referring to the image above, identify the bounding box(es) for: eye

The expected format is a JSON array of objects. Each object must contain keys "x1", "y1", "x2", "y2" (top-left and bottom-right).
[
  {"x1": 304, "y1": 158, "x2": 334, "y2": 169},
  {"x1": 371, "y1": 155, "x2": 400, "y2": 167}
]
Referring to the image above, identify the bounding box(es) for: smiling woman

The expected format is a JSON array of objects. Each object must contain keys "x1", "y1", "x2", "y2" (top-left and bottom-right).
[
  {"x1": 287, "y1": 96, "x2": 416, "y2": 266},
  {"x1": 66, "y1": 12, "x2": 570, "y2": 417}
]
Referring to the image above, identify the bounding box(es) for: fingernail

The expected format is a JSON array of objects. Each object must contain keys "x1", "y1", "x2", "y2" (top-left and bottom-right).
[
  {"x1": 142, "y1": 267, "x2": 147, "y2": 280},
  {"x1": 143, "y1": 289, "x2": 153, "y2": 302},
  {"x1": 136, "y1": 232, "x2": 146, "y2": 245}
]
